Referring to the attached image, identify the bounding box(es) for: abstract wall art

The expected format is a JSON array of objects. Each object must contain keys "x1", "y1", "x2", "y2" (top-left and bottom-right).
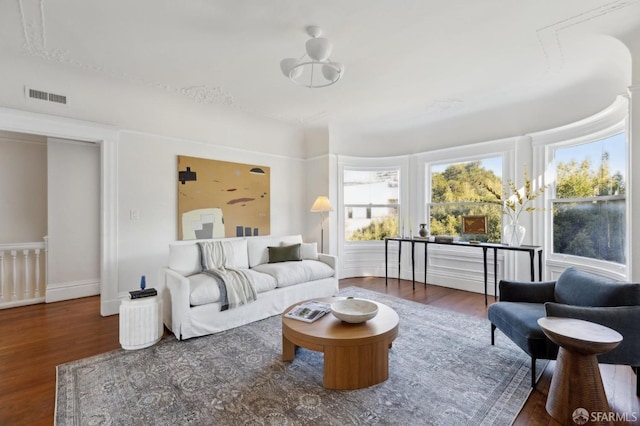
[{"x1": 177, "y1": 155, "x2": 270, "y2": 240}]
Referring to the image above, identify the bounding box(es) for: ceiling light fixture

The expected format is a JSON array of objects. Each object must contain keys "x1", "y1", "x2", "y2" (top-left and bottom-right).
[{"x1": 280, "y1": 26, "x2": 344, "y2": 89}]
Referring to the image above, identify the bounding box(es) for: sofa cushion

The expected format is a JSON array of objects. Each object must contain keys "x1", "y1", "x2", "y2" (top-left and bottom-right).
[
  {"x1": 268, "y1": 244, "x2": 302, "y2": 263},
  {"x1": 169, "y1": 243, "x2": 201, "y2": 276},
  {"x1": 555, "y1": 267, "x2": 640, "y2": 307},
  {"x1": 189, "y1": 269, "x2": 276, "y2": 306},
  {"x1": 169, "y1": 238, "x2": 249, "y2": 276},
  {"x1": 199, "y1": 239, "x2": 249, "y2": 270},
  {"x1": 247, "y1": 235, "x2": 304, "y2": 267},
  {"x1": 300, "y1": 242, "x2": 318, "y2": 260},
  {"x1": 251, "y1": 260, "x2": 334, "y2": 288}
]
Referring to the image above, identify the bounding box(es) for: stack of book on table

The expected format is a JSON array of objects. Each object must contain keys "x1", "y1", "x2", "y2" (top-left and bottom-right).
[
  {"x1": 284, "y1": 300, "x2": 331, "y2": 323},
  {"x1": 128, "y1": 288, "x2": 157, "y2": 299}
]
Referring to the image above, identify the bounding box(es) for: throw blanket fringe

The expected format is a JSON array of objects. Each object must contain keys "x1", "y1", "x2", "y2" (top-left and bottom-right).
[{"x1": 202, "y1": 268, "x2": 257, "y2": 311}]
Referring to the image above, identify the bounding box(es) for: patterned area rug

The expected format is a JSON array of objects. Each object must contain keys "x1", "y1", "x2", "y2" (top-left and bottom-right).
[{"x1": 56, "y1": 287, "x2": 545, "y2": 425}]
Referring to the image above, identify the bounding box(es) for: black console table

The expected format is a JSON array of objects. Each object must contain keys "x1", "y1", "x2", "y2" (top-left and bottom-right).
[{"x1": 384, "y1": 237, "x2": 543, "y2": 305}]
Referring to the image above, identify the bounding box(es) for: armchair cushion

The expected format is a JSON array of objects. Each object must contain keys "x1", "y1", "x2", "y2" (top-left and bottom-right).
[
  {"x1": 554, "y1": 267, "x2": 640, "y2": 306},
  {"x1": 488, "y1": 302, "x2": 558, "y2": 360},
  {"x1": 499, "y1": 280, "x2": 556, "y2": 303}
]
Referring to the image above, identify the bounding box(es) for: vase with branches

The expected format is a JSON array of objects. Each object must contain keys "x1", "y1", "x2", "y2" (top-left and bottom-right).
[{"x1": 478, "y1": 166, "x2": 547, "y2": 246}]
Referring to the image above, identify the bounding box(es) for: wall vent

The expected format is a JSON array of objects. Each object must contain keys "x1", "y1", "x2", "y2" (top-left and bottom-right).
[{"x1": 25, "y1": 86, "x2": 69, "y2": 105}]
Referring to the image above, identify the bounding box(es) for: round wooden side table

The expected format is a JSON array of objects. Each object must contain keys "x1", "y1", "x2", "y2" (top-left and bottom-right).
[
  {"x1": 282, "y1": 297, "x2": 399, "y2": 390},
  {"x1": 537, "y1": 317, "x2": 622, "y2": 426}
]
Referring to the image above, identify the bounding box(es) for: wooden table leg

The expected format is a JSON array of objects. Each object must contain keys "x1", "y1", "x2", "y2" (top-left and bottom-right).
[
  {"x1": 323, "y1": 340, "x2": 390, "y2": 389},
  {"x1": 546, "y1": 347, "x2": 613, "y2": 426},
  {"x1": 282, "y1": 334, "x2": 296, "y2": 361}
]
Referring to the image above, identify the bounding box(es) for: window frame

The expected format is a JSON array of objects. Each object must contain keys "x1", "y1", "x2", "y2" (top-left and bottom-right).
[
  {"x1": 427, "y1": 157, "x2": 505, "y2": 243},
  {"x1": 531, "y1": 96, "x2": 629, "y2": 279},
  {"x1": 342, "y1": 167, "x2": 402, "y2": 242},
  {"x1": 338, "y1": 155, "x2": 409, "y2": 249}
]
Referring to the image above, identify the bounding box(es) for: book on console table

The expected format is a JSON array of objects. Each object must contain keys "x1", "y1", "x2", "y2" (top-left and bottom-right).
[
  {"x1": 284, "y1": 300, "x2": 331, "y2": 323},
  {"x1": 434, "y1": 235, "x2": 460, "y2": 244},
  {"x1": 128, "y1": 288, "x2": 157, "y2": 299}
]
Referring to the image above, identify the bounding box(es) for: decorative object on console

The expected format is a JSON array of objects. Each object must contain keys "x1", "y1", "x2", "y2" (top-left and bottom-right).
[
  {"x1": 461, "y1": 215, "x2": 487, "y2": 234},
  {"x1": 418, "y1": 223, "x2": 429, "y2": 237},
  {"x1": 477, "y1": 165, "x2": 547, "y2": 247},
  {"x1": 280, "y1": 26, "x2": 344, "y2": 88},
  {"x1": 503, "y1": 220, "x2": 526, "y2": 247},
  {"x1": 434, "y1": 235, "x2": 459, "y2": 244},
  {"x1": 310, "y1": 196, "x2": 333, "y2": 253},
  {"x1": 177, "y1": 155, "x2": 270, "y2": 240}
]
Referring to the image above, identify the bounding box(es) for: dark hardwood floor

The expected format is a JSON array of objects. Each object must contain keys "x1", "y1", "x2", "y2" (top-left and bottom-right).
[{"x1": 0, "y1": 277, "x2": 637, "y2": 425}]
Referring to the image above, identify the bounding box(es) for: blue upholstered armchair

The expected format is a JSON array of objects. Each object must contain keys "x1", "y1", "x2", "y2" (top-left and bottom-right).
[{"x1": 488, "y1": 267, "x2": 640, "y2": 395}]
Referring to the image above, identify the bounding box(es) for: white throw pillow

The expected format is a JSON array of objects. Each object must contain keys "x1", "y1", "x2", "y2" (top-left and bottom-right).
[
  {"x1": 300, "y1": 242, "x2": 318, "y2": 260},
  {"x1": 168, "y1": 244, "x2": 201, "y2": 276}
]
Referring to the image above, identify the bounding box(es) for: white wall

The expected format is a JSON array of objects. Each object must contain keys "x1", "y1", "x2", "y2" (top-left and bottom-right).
[
  {"x1": 116, "y1": 130, "x2": 308, "y2": 297},
  {"x1": 0, "y1": 131, "x2": 47, "y2": 244},
  {"x1": 46, "y1": 138, "x2": 100, "y2": 302}
]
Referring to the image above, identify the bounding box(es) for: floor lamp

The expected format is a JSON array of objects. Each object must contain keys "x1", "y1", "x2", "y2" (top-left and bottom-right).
[{"x1": 310, "y1": 196, "x2": 333, "y2": 253}]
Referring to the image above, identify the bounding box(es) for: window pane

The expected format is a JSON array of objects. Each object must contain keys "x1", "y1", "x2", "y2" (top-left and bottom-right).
[
  {"x1": 345, "y1": 206, "x2": 398, "y2": 241},
  {"x1": 552, "y1": 133, "x2": 626, "y2": 264},
  {"x1": 553, "y1": 198, "x2": 625, "y2": 263},
  {"x1": 554, "y1": 134, "x2": 626, "y2": 198},
  {"x1": 429, "y1": 158, "x2": 502, "y2": 242},
  {"x1": 344, "y1": 170, "x2": 399, "y2": 204},
  {"x1": 430, "y1": 203, "x2": 502, "y2": 242}
]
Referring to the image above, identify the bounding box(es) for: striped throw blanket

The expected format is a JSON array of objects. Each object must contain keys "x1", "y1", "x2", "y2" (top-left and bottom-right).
[{"x1": 198, "y1": 241, "x2": 257, "y2": 311}]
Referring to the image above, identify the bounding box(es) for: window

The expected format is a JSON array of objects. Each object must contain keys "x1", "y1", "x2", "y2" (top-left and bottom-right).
[
  {"x1": 429, "y1": 158, "x2": 503, "y2": 242},
  {"x1": 551, "y1": 133, "x2": 626, "y2": 264},
  {"x1": 343, "y1": 169, "x2": 399, "y2": 241}
]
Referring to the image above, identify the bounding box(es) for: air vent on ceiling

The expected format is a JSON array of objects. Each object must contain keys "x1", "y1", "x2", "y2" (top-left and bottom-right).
[{"x1": 25, "y1": 86, "x2": 69, "y2": 105}]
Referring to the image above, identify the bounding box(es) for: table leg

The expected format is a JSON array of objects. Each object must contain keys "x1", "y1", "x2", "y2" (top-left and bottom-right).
[
  {"x1": 546, "y1": 347, "x2": 613, "y2": 426},
  {"x1": 538, "y1": 250, "x2": 543, "y2": 281},
  {"x1": 385, "y1": 239, "x2": 388, "y2": 287},
  {"x1": 493, "y1": 247, "x2": 498, "y2": 301},
  {"x1": 483, "y1": 247, "x2": 488, "y2": 306},
  {"x1": 424, "y1": 242, "x2": 427, "y2": 289},
  {"x1": 529, "y1": 251, "x2": 535, "y2": 281},
  {"x1": 411, "y1": 241, "x2": 415, "y2": 290},
  {"x1": 397, "y1": 240, "x2": 402, "y2": 282},
  {"x1": 323, "y1": 340, "x2": 390, "y2": 389},
  {"x1": 282, "y1": 334, "x2": 296, "y2": 361}
]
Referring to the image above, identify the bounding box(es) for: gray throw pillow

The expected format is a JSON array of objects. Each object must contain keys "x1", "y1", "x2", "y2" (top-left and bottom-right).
[{"x1": 268, "y1": 244, "x2": 302, "y2": 263}]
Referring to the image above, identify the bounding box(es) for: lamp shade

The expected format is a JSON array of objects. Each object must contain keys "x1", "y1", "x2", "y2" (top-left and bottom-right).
[
  {"x1": 321, "y1": 63, "x2": 344, "y2": 82},
  {"x1": 305, "y1": 37, "x2": 333, "y2": 61},
  {"x1": 280, "y1": 58, "x2": 303, "y2": 79},
  {"x1": 310, "y1": 196, "x2": 333, "y2": 212}
]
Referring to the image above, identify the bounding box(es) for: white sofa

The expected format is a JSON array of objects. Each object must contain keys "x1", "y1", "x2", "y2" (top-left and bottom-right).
[{"x1": 162, "y1": 234, "x2": 339, "y2": 340}]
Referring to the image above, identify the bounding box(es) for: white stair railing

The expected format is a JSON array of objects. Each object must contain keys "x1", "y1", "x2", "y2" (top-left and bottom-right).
[{"x1": 0, "y1": 237, "x2": 47, "y2": 309}]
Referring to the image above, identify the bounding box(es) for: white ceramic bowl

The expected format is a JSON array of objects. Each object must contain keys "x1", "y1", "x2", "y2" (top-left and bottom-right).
[{"x1": 331, "y1": 298, "x2": 378, "y2": 323}]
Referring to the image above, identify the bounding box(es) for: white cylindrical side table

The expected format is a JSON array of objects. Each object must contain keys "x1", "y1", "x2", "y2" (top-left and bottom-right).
[{"x1": 119, "y1": 295, "x2": 163, "y2": 350}]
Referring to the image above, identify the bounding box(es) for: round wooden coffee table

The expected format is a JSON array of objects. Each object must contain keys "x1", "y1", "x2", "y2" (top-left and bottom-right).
[
  {"x1": 282, "y1": 297, "x2": 399, "y2": 390},
  {"x1": 537, "y1": 317, "x2": 622, "y2": 426}
]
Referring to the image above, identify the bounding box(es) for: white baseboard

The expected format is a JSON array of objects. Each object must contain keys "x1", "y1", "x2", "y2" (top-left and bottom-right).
[{"x1": 45, "y1": 278, "x2": 100, "y2": 303}]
